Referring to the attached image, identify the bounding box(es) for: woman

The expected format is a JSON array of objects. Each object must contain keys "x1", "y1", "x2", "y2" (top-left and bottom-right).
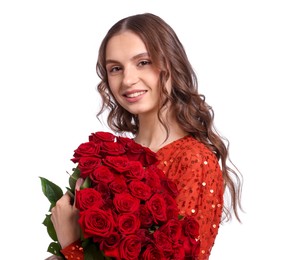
[{"x1": 50, "y1": 13, "x2": 243, "y2": 260}]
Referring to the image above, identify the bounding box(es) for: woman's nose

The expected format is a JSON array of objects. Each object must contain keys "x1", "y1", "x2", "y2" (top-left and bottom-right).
[{"x1": 122, "y1": 66, "x2": 139, "y2": 87}]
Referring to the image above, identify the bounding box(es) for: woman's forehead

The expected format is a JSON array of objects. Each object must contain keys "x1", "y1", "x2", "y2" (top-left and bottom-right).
[{"x1": 105, "y1": 31, "x2": 148, "y2": 62}]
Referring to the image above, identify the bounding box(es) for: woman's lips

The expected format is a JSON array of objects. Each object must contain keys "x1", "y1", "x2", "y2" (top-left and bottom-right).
[{"x1": 123, "y1": 90, "x2": 147, "y2": 103}]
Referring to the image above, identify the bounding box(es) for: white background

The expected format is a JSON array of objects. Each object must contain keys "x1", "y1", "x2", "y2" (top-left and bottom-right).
[{"x1": 0, "y1": 0, "x2": 283, "y2": 259}]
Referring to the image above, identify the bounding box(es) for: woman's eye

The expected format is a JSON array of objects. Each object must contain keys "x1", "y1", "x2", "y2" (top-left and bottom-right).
[
  {"x1": 109, "y1": 66, "x2": 121, "y2": 73},
  {"x1": 138, "y1": 60, "x2": 151, "y2": 66}
]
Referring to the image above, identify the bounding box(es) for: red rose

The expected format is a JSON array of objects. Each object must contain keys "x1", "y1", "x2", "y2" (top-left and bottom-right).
[
  {"x1": 109, "y1": 176, "x2": 128, "y2": 194},
  {"x1": 78, "y1": 208, "x2": 115, "y2": 239},
  {"x1": 95, "y1": 182, "x2": 111, "y2": 201},
  {"x1": 119, "y1": 234, "x2": 141, "y2": 260},
  {"x1": 125, "y1": 161, "x2": 145, "y2": 180},
  {"x1": 183, "y1": 236, "x2": 200, "y2": 258},
  {"x1": 117, "y1": 136, "x2": 134, "y2": 147},
  {"x1": 89, "y1": 131, "x2": 115, "y2": 143},
  {"x1": 139, "y1": 204, "x2": 154, "y2": 228},
  {"x1": 100, "y1": 232, "x2": 121, "y2": 259},
  {"x1": 171, "y1": 244, "x2": 185, "y2": 260},
  {"x1": 165, "y1": 205, "x2": 179, "y2": 220},
  {"x1": 90, "y1": 165, "x2": 115, "y2": 184},
  {"x1": 159, "y1": 219, "x2": 182, "y2": 242},
  {"x1": 146, "y1": 194, "x2": 167, "y2": 223},
  {"x1": 162, "y1": 193, "x2": 179, "y2": 219},
  {"x1": 124, "y1": 140, "x2": 146, "y2": 160},
  {"x1": 71, "y1": 142, "x2": 101, "y2": 163},
  {"x1": 78, "y1": 157, "x2": 101, "y2": 178},
  {"x1": 125, "y1": 140, "x2": 158, "y2": 167},
  {"x1": 160, "y1": 177, "x2": 179, "y2": 198},
  {"x1": 148, "y1": 164, "x2": 165, "y2": 178},
  {"x1": 142, "y1": 243, "x2": 166, "y2": 260},
  {"x1": 117, "y1": 213, "x2": 140, "y2": 235},
  {"x1": 182, "y1": 216, "x2": 200, "y2": 258},
  {"x1": 128, "y1": 180, "x2": 152, "y2": 201},
  {"x1": 144, "y1": 167, "x2": 162, "y2": 192},
  {"x1": 101, "y1": 198, "x2": 115, "y2": 211},
  {"x1": 75, "y1": 188, "x2": 103, "y2": 211},
  {"x1": 153, "y1": 229, "x2": 173, "y2": 254},
  {"x1": 136, "y1": 228, "x2": 152, "y2": 246},
  {"x1": 113, "y1": 193, "x2": 140, "y2": 213},
  {"x1": 163, "y1": 192, "x2": 178, "y2": 208},
  {"x1": 103, "y1": 156, "x2": 130, "y2": 173},
  {"x1": 100, "y1": 142, "x2": 125, "y2": 156},
  {"x1": 143, "y1": 146, "x2": 158, "y2": 166},
  {"x1": 63, "y1": 131, "x2": 202, "y2": 260},
  {"x1": 182, "y1": 216, "x2": 200, "y2": 238}
]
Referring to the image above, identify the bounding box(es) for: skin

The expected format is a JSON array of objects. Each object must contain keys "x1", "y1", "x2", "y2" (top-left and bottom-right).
[
  {"x1": 51, "y1": 30, "x2": 187, "y2": 249},
  {"x1": 105, "y1": 31, "x2": 162, "y2": 118},
  {"x1": 106, "y1": 31, "x2": 187, "y2": 152},
  {"x1": 51, "y1": 178, "x2": 83, "y2": 248}
]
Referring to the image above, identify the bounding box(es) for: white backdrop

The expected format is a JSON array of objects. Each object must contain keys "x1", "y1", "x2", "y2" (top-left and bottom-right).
[{"x1": 0, "y1": 0, "x2": 283, "y2": 259}]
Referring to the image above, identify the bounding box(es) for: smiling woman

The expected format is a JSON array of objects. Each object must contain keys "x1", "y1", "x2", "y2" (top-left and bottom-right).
[
  {"x1": 49, "y1": 13, "x2": 243, "y2": 260},
  {"x1": 105, "y1": 32, "x2": 161, "y2": 117}
]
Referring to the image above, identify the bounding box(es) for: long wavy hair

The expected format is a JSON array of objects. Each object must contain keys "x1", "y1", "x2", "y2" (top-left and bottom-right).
[{"x1": 96, "y1": 13, "x2": 243, "y2": 222}]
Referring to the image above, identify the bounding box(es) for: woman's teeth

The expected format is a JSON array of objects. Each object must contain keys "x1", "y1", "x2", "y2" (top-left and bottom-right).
[{"x1": 125, "y1": 91, "x2": 146, "y2": 98}]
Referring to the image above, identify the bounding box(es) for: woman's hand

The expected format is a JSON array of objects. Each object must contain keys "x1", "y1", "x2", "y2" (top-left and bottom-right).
[{"x1": 51, "y1": 178, "x2": 84, "y2": 249}]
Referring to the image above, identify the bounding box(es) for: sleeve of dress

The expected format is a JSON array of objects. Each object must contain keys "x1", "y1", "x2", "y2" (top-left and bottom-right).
[
  {"x1": 60, "y1": 240, "x2": 84, "y2": 260},
  {"x1": 172, "y1": 149, "x2": 224, "y2": 260}
]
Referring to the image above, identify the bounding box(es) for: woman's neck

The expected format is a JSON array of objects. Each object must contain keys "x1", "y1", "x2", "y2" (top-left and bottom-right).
[{"x1": 134, "y1": 112, "x2": 187, "y2": 152}]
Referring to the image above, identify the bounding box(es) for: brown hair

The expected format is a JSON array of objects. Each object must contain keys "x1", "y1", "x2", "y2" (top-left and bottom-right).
[{"x1": 96, "y1": 13, "x2": 243, "y2": 222}]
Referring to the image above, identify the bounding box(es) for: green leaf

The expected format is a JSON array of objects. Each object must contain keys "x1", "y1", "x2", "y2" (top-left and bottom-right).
[
  {"x1": 82, "y1": 176, "x2": 91, "y2": 189},
  {"x1": 68, "y1": 166, "x2": 81, "y2": 192},
  {"x1": 40, "y1": 177, "x2": 63, "y2": 204},
  {"x1": 43, "y1": 214, "x2": 58, "y2": 241},
  {"x1": 81, "y1": 238, "x2": 92, "y2": 248},
  {"x1": 47, "y1": 241, "x2": 62, "y2": 256},
  {"x1": 66, "y1": 187, "x2": 75, "y2": 198},
  {"x1": 84, "y1": 242, "x2": 105, "y2": 260}
]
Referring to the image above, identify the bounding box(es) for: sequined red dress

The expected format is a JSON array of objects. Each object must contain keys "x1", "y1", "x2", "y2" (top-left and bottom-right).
[{"x1": 61, "y1": 135, "x2": 224, "y2": 260}]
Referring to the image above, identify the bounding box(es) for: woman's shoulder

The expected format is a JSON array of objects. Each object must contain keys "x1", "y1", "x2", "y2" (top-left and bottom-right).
[
  {"x1": 156, "y1": 135, "x2": 223, "y2": 187},
  {"x1": 157, "y1": 135, "x2": 218, "y2": 162}
]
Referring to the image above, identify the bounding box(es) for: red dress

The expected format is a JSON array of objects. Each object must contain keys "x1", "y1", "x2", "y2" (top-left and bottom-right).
[{"x1": 61, "y1": 135, "x2": 224, "y2": 260}]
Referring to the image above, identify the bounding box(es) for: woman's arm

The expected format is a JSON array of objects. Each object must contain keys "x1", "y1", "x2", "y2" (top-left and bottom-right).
[
  {"x1": 176, "y1": 151, "x2": 224, "y2": 259},
  {"x1": 157, "y1": 141, "x2": 224, "y2": 260}
]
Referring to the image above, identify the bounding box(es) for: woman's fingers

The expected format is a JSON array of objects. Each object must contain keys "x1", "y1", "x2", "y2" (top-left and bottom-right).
[
  {"x1": 73, "y1": 178, "x2": 83, "y2": 208},
  {"x1": 75, "y1": 178, "x2": 84, "y2": 191},
  {"x1": 49, "y1": 178, "x2": 84, "y2": 248},
  {"x1": 50, "y1": 192, "x2": 80, "y2": 248}
]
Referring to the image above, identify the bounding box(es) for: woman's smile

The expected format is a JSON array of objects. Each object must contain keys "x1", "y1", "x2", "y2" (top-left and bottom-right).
[
  {"x1": 123, "y1": 90, "x2": 148, "y2": 102},
  {"x1": 105, "y1": 31, "x2": 162, "y2": 116}
]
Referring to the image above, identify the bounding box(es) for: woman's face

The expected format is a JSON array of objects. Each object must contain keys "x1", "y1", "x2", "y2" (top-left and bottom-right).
[{"x1": 105, "y1": 30, "x2": 169, "y2": 117}]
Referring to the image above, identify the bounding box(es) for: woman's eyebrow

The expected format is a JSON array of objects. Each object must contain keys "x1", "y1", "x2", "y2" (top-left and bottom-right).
[{"x1": 106, "y1": 52, "x2": 149, "y2": 65}]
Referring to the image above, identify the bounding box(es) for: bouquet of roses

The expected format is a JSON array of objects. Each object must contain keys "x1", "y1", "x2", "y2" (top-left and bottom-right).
[{"x1": 40, "y1": 131, "x2": 200, "y2": 259}]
